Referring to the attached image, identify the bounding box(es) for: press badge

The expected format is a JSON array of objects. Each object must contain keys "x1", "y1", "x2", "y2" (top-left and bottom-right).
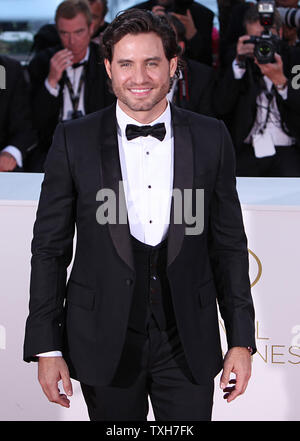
[{"x1": 252, "y1": 131, "x2": 276, "y2": 158}]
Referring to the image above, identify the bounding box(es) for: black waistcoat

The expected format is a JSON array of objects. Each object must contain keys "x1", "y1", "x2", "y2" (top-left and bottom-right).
[{"x1": 127, "y1": 235, "x2": 176, "y2": 334}]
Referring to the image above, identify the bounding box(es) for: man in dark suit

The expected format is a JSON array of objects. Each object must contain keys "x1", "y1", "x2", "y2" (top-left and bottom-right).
[
  {"x1": 88, "y1": 0, "x2": 109, "y2": 45},
  {"x1": 166, "y1": 13, "x2": 216, "y2": 116},
  {"x1": 129, "y1": 0, "x2": 214, "y2": 66},
  {"x1": 0, "y1": 55, "x2": 36, "y2": 172},
  {"x1": 24, "y1": 9, "x2": 256, "y2": 421},
  {"x1": 25, "y1": 0, "x2": 114, "y2": 172}
]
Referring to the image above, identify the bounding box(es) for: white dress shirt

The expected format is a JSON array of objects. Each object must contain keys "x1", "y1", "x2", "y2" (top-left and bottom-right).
[
  {"x1": 117, "y1": 100, "x2": 174, "y2": 246},
  {"x1": 37, "y1": 99, "x2": 174, "y2": 358},
  {"x1": 45, "y1": 47, "x2": 89, "y2": 121}
]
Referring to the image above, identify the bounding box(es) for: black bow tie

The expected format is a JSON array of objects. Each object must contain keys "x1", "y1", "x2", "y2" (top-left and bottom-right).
[
  {"x1": 125, "y1": 123, "x2": 166, "y2": 141},
  {"x1": 72, "y1": 61, "x2": 87, "y2": 69}
]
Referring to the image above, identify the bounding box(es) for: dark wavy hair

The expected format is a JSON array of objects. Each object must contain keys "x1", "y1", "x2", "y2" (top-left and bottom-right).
[{"x1": 101, "y1": 8, "x2": 183, "y2": 79}]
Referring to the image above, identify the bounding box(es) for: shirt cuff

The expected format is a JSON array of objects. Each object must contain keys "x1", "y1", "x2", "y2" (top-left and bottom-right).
[
  {"x1": 36, "y1": 351, "x2": 63, "y2": 357},
  {"x1": 2, "y1": 146, "x2": 23, "y2": 168},
  {"x1": 276, "y1": 85, "x2": 288, "y2": 100},
  {"x1": 232, "y1": 59, "x2": 246, "y2": 80},
  {"x1": 45, "y1": 78, "x2": 60, "y2": 97}
]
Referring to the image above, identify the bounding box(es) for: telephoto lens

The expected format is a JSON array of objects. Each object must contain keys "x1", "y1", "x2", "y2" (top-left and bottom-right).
[{"x1": 277, "y1": 7, "x2": 300, "y2": 28}]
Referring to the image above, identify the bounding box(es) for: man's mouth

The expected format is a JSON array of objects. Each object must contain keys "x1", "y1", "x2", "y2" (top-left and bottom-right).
[{"x1": 129, "y1": 88, "x2": 152, "y2": 96}]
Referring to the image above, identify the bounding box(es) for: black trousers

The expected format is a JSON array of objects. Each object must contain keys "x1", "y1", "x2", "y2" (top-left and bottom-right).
[{"x1": 80, "y1": 315, "x2": 214, "y2": 421}]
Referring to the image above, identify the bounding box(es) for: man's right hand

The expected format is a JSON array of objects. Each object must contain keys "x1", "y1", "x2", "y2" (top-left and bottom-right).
[
  {"x1": 47, "y1": 49, "x2": 74, "y2": 89},
  {"x1": 38, "y1": 356, "x2": 73, "y2": 408},
  {"x1": 236, "y1": 35, "x2": 255, "y2": 60}
]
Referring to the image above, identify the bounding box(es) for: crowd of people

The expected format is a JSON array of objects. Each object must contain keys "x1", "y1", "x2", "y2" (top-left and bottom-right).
[{"x1": 1, "y1": 0, "x2": 300, "y2": 176}]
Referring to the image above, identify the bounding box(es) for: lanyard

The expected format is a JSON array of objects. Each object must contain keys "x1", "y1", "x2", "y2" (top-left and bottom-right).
[{"x1": 64, "y1": 62, "x2": 86, "y2": 113}]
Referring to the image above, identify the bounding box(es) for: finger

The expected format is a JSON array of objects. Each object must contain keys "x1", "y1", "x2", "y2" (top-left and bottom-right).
[
  {"x1": 226, "y1": 372, "x2": 247, "y2": 403},
  {"x1": 220, "y1": 364, "x2": 232, "y2": 390},
  {"x1": 47, "y1": 382, "x2": 71, "y2": 407},
  {"x1": 39, "y1": 377, "x2": 69, "y2": 408},
  {"x1": 52, "y1": 51, "x2": 73, "y2": 66},
  {"x1": 61, "y1": 371, "x2": 73, "y2": 397}
]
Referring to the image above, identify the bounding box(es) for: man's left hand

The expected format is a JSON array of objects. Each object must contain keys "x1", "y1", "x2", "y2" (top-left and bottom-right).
[
  {"x1": 255, "y1": 53, "x2": 287, "y2": 87},
  {"x1": 220, "y1": 347, "x2": 252, "y2": 403},
  {"x1": 171, "y1": 9, "x2": 197, "y2": 40},
  {"x1": 0, "y1": 152, "x2": 17, "y2": 172}
]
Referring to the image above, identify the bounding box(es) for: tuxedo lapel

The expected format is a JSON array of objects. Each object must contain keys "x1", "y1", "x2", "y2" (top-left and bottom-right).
[
  {"x1": 99, "y1": 105, "x2": 135, "y2": 272},
  {"x1": 167, "y1": 105, "x2": 194, "y2": 267}
]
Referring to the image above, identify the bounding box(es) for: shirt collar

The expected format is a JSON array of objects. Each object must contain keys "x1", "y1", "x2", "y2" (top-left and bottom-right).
[
  {"x1": 66, "y1": 46, "x2": 90, "y2": 72},
  {"x1": 116, "y1": 100, "x2": 172, "y2": 141}
]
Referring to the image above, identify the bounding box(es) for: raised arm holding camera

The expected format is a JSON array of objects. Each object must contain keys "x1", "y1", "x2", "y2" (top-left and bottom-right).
[{"x1": 214, "y1": 1, "x2": 300, "y2": 177}]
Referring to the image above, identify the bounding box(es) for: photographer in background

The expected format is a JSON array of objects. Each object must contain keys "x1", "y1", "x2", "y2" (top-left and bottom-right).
[
  {"x1": 220, "y1": 0, "x2": 300, "y2": 68},
  {"x1": 129, "y1": 0, "x2": 214, "y2": 66},
  {"x1": 214, "y1": 2, "x2": 300, "y2": 177}
]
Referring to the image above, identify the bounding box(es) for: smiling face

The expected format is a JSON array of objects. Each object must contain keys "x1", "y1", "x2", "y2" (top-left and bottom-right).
[{"x1": 104, "y1": 32, "x2": 177, "y2": 123}]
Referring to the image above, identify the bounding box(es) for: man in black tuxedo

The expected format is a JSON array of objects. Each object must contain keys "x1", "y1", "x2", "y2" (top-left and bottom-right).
[
  {"x1": 0, "y1": 55, "x2": 36, "y2": 172},
  {"x1": 129, "y1": 0, "x2": 214, "y2": 66},
  {"x1": 24, "y1": 9, "x2": 256, "y2": 421},
  {"x1": 26, "y1": 0, "x2": 114, "y2": 172}
]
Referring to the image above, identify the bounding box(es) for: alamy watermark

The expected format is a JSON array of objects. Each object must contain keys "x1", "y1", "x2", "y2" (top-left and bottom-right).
[
  {"x1": 291, "y1": 65, "x2": 300, "y2": 90},
  {"x1": 0, "y1": 65, "x2": 6, "y2": 90},
  {"x1": 95, "y1": 181, "x2": 204, "y2": 236}
]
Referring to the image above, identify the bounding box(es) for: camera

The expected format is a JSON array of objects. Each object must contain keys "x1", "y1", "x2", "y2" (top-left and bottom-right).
[
  {"x1": 244, "y1": 0, "x2": 280, "y2": 64},
  {"x1": 277, "y1": 7, "x2": 300, "y2": 28}
]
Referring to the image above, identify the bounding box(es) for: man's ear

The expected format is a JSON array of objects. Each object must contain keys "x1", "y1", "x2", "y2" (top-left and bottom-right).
[
  {"x1": 89, "y1": 22, "x2": 95, "y2": 37},
  {"x1": 104, "y1": 58, "x2": 112, "y2": 79},
  {"x1": 170, "y1": 56, "x2": 178, "y2": 78}
]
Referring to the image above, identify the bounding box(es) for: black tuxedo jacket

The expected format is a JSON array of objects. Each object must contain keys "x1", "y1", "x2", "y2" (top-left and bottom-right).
[
  {"x1": 0, "y1": 56, "x2": 36, "y2": 158},
  {"x1": 27, "y1": 42, "x2": 115, "y2": 170},
  {"x1": 130, "y1": 0, "x2": 214, "y2": 66},
  {"x1": 23, "y1": 104, "x2": 256, "y2": 386}
]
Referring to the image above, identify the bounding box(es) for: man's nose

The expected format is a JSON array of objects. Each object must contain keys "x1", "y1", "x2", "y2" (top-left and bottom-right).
[
  {"x1": 68, "y1": 33, "x2": 75, "y2": 46},
  {"x1": 132, "y1": 65, "x2": 149, "y2": 84}
]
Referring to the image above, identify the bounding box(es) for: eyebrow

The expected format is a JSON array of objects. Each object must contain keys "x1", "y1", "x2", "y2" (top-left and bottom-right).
[{"x1": 116, "y1": 57, "x2": 162, "y2": 64}]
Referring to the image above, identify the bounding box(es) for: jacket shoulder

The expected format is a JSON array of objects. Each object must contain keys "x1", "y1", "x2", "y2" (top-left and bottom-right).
[
  {"x1": 62, "y1": 104, "x2": 115, "y2": 136},
  {"x1": 172, "y1": 105, "x2": 220, "y2": 129}
]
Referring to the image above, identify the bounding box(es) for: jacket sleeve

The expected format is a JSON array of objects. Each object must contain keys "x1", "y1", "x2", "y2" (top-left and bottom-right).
[
  {"x1": 208, "y1": 120, "x2": 256, "y2": 353},
  {"x1": 3, "y1": 60, "x2": 37, "y2": 156},
  {"x1": 23, "y1": 123, "x2": 76, "y2": 362}
]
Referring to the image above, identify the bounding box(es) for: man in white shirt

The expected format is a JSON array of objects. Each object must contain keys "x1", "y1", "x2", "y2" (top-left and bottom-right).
[
  {"x1": 26, "y1": 0, "x2": 114, "y2": 172},
  {"x1": 24, "y1": 9, "x2": 256, "y2": 421},
  {"x1": 214, "y1": 4, "x2": 300, "y2": 176}
]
